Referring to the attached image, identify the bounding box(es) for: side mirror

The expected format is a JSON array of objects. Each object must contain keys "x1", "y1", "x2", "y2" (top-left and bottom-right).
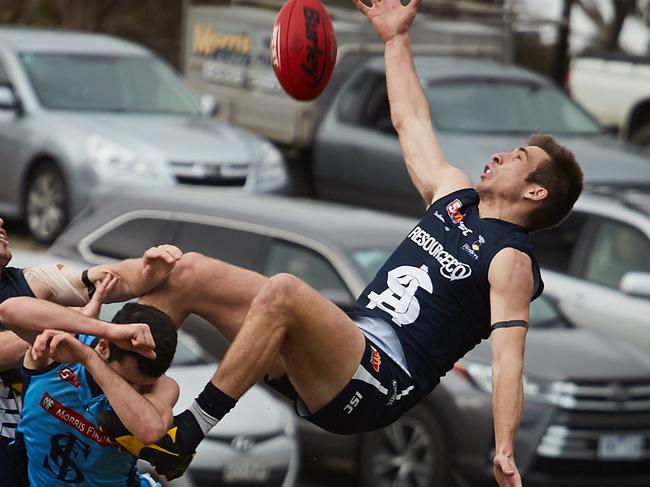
[
  {"x1": 200, "y1": 94, "x2": 220, "y2": 117},
  {"x1": 619, "y1": 272, "x2": 650, "y2": 299},
  {"x1": 0, "y1": 85, "x2": 20, "y2": 113}
]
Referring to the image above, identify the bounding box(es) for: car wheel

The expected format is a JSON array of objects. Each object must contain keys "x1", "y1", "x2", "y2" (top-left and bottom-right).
[
  {"x1": 25, "y1": 162, "x2": 69, "y2": 244},
  {"x1": 629, "y1": 124, "x2": 650, "y2": 154},
  {"x1": 359, "y1": 405, "x2": 450, "y2": 487}
]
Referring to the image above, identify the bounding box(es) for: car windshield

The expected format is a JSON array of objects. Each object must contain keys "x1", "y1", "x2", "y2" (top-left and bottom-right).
[
  {"x1": 20, "y1": 53, "x2": 201, "y2": 114},
  {"x1": 425, "y1": 80, "x2": 602, "y2": 135}
]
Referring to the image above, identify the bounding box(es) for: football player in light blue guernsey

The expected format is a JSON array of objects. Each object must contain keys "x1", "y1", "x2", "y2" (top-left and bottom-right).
[
  {"x1": 0, "y1": 216, "x2": 182, "y2": 487},
  {"x1": 0, "y1": 278, "x2": 178, "y2": 487}
]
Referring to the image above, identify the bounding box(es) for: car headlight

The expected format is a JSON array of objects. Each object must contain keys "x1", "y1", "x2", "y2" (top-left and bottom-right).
[
  {"x1": 86, "y1": 134, "x2": 158, "y2": 178},
  {"x1": 455, "y1": 361, "x2": 560, "y2": 404},
  {"x1": 246, "y1": 141, "x2": 288, "y2": 192}
]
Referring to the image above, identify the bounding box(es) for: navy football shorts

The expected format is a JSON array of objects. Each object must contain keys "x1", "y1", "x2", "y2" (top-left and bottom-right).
[{"x1": 265, "y1": 337, "x2": 422, "y2": 434}]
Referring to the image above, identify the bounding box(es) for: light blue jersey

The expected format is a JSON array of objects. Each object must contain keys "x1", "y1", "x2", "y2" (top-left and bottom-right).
[{"x1": 18, "y1": 334, "x2": 153, "y2": 487}]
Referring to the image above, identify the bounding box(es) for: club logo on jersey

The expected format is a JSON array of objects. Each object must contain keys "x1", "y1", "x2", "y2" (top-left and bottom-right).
[
  {"x1": 367, "y1": 264, "x2": 434, "y2": 326},
  {"x1": 58, "y1": 368, "x2": 80, "y2": 388},
  {"x1": 461, "y1": 235, "x2": 486, "y2": 260},
  {"x1": 446, "y1": 199, "x2": 464, "y2": 223},
  {"x1": 44, "y1": 433, "x2": 90, "y2": 483},
  {"x1": 407, "y1": 228, "x2": 472, "y2": 281},
  {"x1": 446, "y1": 199, "x2": 474, "y2": 236},
  {"x1": 370, "y1": 346, "x2": 381, "y2": 373}
]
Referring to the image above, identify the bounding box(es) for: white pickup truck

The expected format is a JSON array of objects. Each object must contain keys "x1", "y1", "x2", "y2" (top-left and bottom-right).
[{"x1": 569, "y1": 52, "x2": 650, "y2": 151}]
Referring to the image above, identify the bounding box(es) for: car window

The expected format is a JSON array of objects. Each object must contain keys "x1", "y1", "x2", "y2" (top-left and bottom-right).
[
  {"x1": 358, "y1": 77, "x2": 395, "y2": 135},
  {"x1": 336, "y1": 70, "x2": 370, "y2": 124},
  {"x1": 349, "y1": 248, "x2": 393, "y2": 282},
  {"x1": 0, "y1": 59, "x2": 9, "y2": 84},
  {"x1": 20, "y1": 53, "x2": 199, "y2": 114},
  {"x1": 582, "y1": 219, "x2": 650, "y2": 288},
  {"x1": 264, "y1": 240, "x2": 352, "y2": 299},
  {"x1": 175, "y1": 222, "x2": 267, "y2": 270},
  {"x1": 529, "y1": 212, "x2": 590, "y2": 274},
  {"x1": 89, "y1": 218, "x2": 176, "y2": 259},
  {"x1": 425, "y1": 80, "x2": 601, "y2": 135},
  {"x1": 337, "y1": 71, "x2": 396, "y2": 135}
]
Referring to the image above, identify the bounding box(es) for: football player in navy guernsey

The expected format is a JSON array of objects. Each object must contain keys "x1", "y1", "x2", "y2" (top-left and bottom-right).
[{"x1": 104, "y1": 1, "x2": 583, "y2": 486}]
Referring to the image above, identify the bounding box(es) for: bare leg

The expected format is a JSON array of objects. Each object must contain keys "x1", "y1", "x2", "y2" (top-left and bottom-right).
[
  {"x1": 139, "y1": 252, "x2": 266, "y2": 341},
  {"x1": 212, "y1": 273, "x2": 365, "y2": 413}
]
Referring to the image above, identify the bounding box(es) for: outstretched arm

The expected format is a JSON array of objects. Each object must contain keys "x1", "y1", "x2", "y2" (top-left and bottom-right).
[
  {"x1": 488, "y1": 248, "x2": 533, "y2": 487},
  {"x1": 0, "y1": 296, "x2": 155, "y2": 359},
  {"x1": 354, "y1": 0, "x2": 472, "y2": 206},
  {"x1": 29, "y1": 330, "x2": 178, "y2": 444},
  {"x1": 25, "y1": 245, "x2": 182, "y2": 306}
]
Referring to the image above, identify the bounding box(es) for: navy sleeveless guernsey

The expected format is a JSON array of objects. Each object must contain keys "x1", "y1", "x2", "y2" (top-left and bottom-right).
[
  {"x1": 0, "y1": 267, "x2": 35, "y2": 440},
  {"x1": 351, "y1": 189, "x2": 543, "y2": 394}
]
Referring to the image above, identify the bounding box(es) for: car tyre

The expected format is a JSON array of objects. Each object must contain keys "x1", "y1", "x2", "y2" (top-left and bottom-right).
[
  {"x1": 25, "y1": 162, "x2": 69, "y2": 244},
  {"x1": 359, "y1": 405, "x2": 450, "y2": 487},
  {"x1": 629, "y1": 124, "x2": 650, "y2": 154}
]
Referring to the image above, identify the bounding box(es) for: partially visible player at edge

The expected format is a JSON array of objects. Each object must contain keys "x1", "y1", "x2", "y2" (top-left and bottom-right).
[{"x1": 104, "y1": 1, "x2": 583, "y2": 486}]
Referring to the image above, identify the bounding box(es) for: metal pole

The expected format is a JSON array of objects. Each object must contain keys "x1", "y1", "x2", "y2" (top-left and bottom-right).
[
  {"x1": 553, "y1": 0, "x2": 573, "y2": 88},
  {"x1": 503, "y1": 0, "x2": 514, "y2": 64}
]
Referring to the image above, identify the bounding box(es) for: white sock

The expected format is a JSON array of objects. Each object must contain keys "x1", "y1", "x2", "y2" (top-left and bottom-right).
[{"x1": 188, "y1": 400, "x2": 220, "y2": 435}]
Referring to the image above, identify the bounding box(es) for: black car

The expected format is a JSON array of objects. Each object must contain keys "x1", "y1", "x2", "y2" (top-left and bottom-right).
[{"x1": 49, "y1": 188, "x2": 650, "y2": 487}]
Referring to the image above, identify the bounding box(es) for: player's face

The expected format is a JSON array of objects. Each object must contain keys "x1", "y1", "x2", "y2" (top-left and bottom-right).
[
  {"x1": 0, "y1": 218, "x2": 12, "y2": 269},
  {"x1": 109, "y1": 355, "x2": 158, "y2": 392},
  {"x1": 476, "y1": 145, "x2": 550, "y2": 200}
]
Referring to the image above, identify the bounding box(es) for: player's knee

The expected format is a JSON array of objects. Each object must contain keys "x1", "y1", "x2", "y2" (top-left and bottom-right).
[
  {"x1": 253, "y1": 273, "x2": 302, "y2": 315},
  {"x1": 174, "y1": 252, "x2": 223, "y2": 284}
]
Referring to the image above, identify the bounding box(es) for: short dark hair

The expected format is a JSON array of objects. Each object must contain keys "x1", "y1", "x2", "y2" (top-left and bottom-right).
[
  {"x1": 108, "y1": 303, "x2": 177, "y2": 378},
  {"x1": 524, "y1": 133, "x2": 584, "y2": 232}
]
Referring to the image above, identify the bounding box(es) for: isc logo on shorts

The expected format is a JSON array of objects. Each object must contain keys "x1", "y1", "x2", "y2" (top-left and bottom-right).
[{"x1": 343, "y1": 391, "x2": 363, "y2": 415}]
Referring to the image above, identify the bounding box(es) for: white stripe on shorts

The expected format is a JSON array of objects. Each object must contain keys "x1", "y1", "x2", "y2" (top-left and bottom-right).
[{"x1": 352, "y1": 363, "x2": 389, "y2": 395}]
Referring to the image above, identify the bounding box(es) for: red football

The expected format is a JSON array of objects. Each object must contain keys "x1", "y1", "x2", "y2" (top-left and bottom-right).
[{"x1": 271, "y1": 0, "x2": 337, "y2": 101}]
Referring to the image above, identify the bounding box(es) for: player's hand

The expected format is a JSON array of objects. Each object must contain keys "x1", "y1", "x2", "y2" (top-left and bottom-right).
[
  {"x1": 141, "y1": 245, "x2": 183, "y2": 283},
  {"x1": 352, "y1": 0, "x2": 422, "y2": 43},
  {"x1": 31, "y1": 330, "x2": 93, "y2": 364},
  {"x1": 493, "y1": 453, "x2": 523, "y2": 487},
  {"x1": 72, "y1": 274, "x2": 117, "y2": 319},
  {"x1": 108, "y1": 322, "x2": 157, "y2": 359}
]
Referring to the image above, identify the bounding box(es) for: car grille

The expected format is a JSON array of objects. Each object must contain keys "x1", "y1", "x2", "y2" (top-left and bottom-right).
[
  {"x1": 530, "y1": 379, "x2": 650, "y2": 484},
  {"x1": 170, "y1": 161, "x2": 249, "y2": 186},
  {"x1": 190, "y1": 466, "x2": 289, "y2": 487},
  {"x1": 547, "y1": 380, "x2": 650, "y2": 412}
]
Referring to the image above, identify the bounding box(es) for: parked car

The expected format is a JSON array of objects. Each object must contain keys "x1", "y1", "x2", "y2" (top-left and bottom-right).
[
  {"x1": 529, "y1": 187, "x2": 650, "y2": 353},
  {"x1": 569, "y1": 51, "x2": 650, "y2": 151},
  {"x1": 48, "y1": 189, "x2": 650, "y2": 487},
  {"x1": 8, "y1": 249, "x2": 300, "y2": 487},
  {"x1": 312, "y1": 55, "x2": 650, "y2": 216},
  {"x1": 0, "y1": 28, "x2": 289, "y2": 244}
]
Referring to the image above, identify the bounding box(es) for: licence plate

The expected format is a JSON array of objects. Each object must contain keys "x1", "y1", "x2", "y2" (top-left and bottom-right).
[
  {"x1": 223, "y1": 460, "x2": 270, "y2": 482},
  {"x1": 598, "y1": 434, "x2": 644, "y2": 460}
]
